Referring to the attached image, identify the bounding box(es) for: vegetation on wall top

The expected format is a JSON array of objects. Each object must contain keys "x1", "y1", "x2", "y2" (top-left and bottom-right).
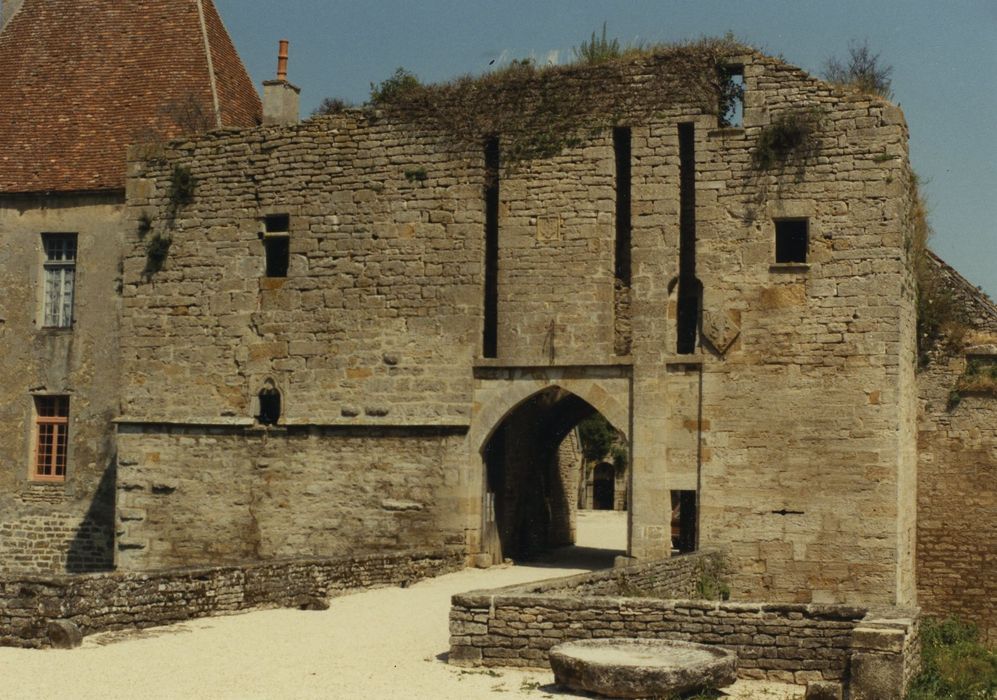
[
  {"x1": 822, "y1": 40, "x2": 893, "y2": 100},
  {"x1": 572, "y1": 22, "x2": 626, "y2": 65},
  {"x1": 311, "y1": 97, "x2": 354, "y2": 116},
  {"x1": 366, "y1": 33, "x2": 752, "y2": 164}
]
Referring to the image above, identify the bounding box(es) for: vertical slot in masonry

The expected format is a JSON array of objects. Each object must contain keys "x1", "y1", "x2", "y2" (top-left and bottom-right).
[
  {"x1": 613, "y1": 126, "x2": 632, "y2": 285},
  {"x1": 676, "y1": 122, "x2": 699, "y2": 355},
  {"x1": 483, "y1": 136, "x2": 500, "y2": 358}
]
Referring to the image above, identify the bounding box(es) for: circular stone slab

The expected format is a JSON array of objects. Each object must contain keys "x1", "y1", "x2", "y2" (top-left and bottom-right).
[{"x1": 549, "y1": 638, "x2": 737, "y2": 699}]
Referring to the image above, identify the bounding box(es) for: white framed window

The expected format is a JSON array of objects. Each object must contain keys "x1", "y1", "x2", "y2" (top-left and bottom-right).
[{"x1": 42, "y1": 233, "x2": 77, "y2": 328}]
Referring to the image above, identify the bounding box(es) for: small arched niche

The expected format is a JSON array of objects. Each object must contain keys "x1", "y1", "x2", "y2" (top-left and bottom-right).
[{"x1": 257, "y1": 379, "x2": 282, "y2": 426}]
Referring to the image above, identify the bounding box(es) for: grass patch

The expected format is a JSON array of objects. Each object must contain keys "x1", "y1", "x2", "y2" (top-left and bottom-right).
[
  {"x1": 955, "y1": 357, "x2": 997, "y2": 396},
  {"x1": 695, "y1": 554, "x2": 732, "y2": 601},
  {"x1": 907, "y1": 618, "x2": 997, "y2": 700},
  {"x1": 572, "y1": 22, "x2": 623, "y2": 65}
]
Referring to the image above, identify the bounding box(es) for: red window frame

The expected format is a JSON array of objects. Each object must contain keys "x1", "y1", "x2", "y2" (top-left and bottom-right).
[{"x1": 33, "y1": 396, "x2": 69, "y2": 482}]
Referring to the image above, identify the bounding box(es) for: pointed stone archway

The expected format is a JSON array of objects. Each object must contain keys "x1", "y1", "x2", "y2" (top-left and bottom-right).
[{"x1": 470, "y1": 367, "x2": 631, "y2": 564}]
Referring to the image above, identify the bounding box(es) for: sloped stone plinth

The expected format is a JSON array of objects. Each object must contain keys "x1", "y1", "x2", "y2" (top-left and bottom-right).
[{"x1": 549, "y1": 638, "x2": 737, "y2": 699}]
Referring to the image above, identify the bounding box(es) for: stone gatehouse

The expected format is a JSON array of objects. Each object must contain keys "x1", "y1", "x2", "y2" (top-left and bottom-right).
[
  {"x1": 119, "y1": 45, "x2": 920, "y2": 608},
  {"x1": 1, "y1": 0, "x2": 994, "y2": 647}
]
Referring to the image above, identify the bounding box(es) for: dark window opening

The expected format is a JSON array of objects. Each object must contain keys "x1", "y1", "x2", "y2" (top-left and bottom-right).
[
  {"x1": 676, "y1": 278, "x2": 702, "y2": 355},
  {"x1": 676, "y1": 122, "x2": 700, "y2": 354},
  {"x1": 258, "y1": 385, "x2": 281, "y2": 426},
  {"x1": 264, "y1": 236, "x2": 289, "y2": 277},
  {"x1": 719, "y1": 65, "x2": 744, "y2": 128},
  {"x1": 483, "y1": 136, "x2": 500, "y2": 358},
  {"x1": 265, "y1": 214, "x2": 290, "y2": 234},
  {"x1": 775, "y1": 219, "x2": 808, "y2": 264},
  {"x1": 671, "y1": 490, "x2": 698, "y2": 553},
  {"x1": 613, "y1": 127, "x2": 632, "y2": 285},
  {"x1": 593, "y1": 462, "x2": 615, "y2": 510}
]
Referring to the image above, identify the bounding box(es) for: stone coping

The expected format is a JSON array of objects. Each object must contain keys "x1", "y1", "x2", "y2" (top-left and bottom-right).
[{"x1": 4, "y1": 549, "x2": 457, "y2": 585}]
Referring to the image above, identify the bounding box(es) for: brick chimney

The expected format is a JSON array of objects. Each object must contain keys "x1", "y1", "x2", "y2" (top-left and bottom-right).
[
  {"x1": 262, "y1": 39, "x2": 300, "y2": 126},
  {"x1": 1, "y1": 0, "x2": 26, "y2": 30}
]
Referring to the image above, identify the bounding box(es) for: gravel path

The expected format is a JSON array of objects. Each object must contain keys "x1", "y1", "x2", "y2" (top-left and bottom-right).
[{"x1": 0, "y1": 512, "x2": 801, "y2": 699}]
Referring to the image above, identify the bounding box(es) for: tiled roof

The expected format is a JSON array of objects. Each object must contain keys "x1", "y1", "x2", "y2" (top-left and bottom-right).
[{"x1": 0, "y1": 0, "x2": 261, "y2": 194}]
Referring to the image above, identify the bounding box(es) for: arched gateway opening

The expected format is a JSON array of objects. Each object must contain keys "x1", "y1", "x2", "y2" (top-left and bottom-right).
[{"x1": 482, "y1": 386, "x2": 628, "y2": 563}]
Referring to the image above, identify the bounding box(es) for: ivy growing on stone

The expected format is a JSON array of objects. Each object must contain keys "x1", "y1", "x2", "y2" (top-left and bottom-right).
[
  {"x1": 144, "y1": 232, "x2": 173, "y2": 274},
  {"x1": 751, "y1": 108, "x2": 822, "y2": 169},
  {"x1": 168, "y1": 164, "x2": 196, "y2": 206}
]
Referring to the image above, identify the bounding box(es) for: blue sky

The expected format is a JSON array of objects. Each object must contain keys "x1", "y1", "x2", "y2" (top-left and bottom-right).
[{"x1": 216, "y1": 0, "x2": 997, "y2": 298}]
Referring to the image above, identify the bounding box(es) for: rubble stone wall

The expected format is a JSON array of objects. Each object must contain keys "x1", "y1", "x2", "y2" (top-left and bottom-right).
[
  {"x1": 115, "y1": 424, "x2": 468, "y2": 570},
  {"x1": 450, "y1": 557, "x2": 921, "y2": 698},
  {"x1": 517, "y1": 549, "x2": 722, "y2": 598},
  {"x1": 1, "y1": 549, "x2": 460, "y2": 648}
]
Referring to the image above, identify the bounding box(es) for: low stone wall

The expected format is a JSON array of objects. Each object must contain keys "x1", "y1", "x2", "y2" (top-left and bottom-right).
[
  {"x1": 519, "y1": 549, "x2": 724, "y2": 598},
  {"x1": 449, "y1": 557, "x2": 920, "y2": 699},
  {"x1": 1, "y1": 549, "x2": 461, "y2": 648}
]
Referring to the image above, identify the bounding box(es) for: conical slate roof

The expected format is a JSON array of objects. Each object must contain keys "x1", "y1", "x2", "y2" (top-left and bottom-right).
[{"x1": 0, "y1": 0, "x2": 261, "y2": 193}]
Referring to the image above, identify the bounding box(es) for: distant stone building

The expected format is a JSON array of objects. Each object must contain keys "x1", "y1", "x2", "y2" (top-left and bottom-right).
[
  {"x1": 0, "y1": 0, "x2": 260, "y2": 573},
  {"x1": 0, "y1": 1, "x2": 993, "y2": 644}
]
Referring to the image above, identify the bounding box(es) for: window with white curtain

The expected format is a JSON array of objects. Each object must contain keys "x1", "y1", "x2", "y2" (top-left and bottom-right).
[{"x1": 42, "y1": 234, "x2": 77, "y2": 328}]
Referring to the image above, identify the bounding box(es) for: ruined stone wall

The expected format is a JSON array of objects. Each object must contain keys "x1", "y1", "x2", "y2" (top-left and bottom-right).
[
  {"x1": 0, "y1": 194, "x2": 122, "y2": 574},
  {"x1": 663, "y1": 66, "x2": 915, "y2": 604},
  {"x1": 121, "y1": 51, "x2": 916, "y2": 604},
  {"x1": 916, "y1": 257, "x2": 997, "y2": 643},
  {"x1": 0, "y1": 549, "x2": 460, "y2": 648},
  {"x1": 115, "y1": 425, "x2": 467, "y2": 570}
]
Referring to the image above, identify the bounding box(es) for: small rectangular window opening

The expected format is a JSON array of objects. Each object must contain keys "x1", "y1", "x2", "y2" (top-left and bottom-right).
[
  {"x1": 719, "y1": 65, "x2": 744, "y2": 128},
  {"x1": 265, "y1": 214, "x2": 290, "y2": 233},
  {"x1": 34, "y1": 395, "x2": 69, "y2": 481},
  {"x1": 775, "y1": 219, "x2": 808, "y2": 264},
  {"x1": 42, "y1": 233, "x2": 77, "y2": 328},
  {"x1": 670, "y1": 490, "x2": 697, "y2": 554},
  {"x1": 263, "y1": 214, "x2": 290, "y2": 278}
]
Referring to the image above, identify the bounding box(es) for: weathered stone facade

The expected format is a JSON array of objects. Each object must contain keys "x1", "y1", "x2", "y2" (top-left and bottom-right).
[
  {"x1": 0, "y1": 0, "x2": 260, "y2": 578},
  {"x1": 0, "y1": 194, "x2": 123, "y2": 574},
  {"x1": 118, "y1": 48, "x2": 919, "y2": 608}
]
